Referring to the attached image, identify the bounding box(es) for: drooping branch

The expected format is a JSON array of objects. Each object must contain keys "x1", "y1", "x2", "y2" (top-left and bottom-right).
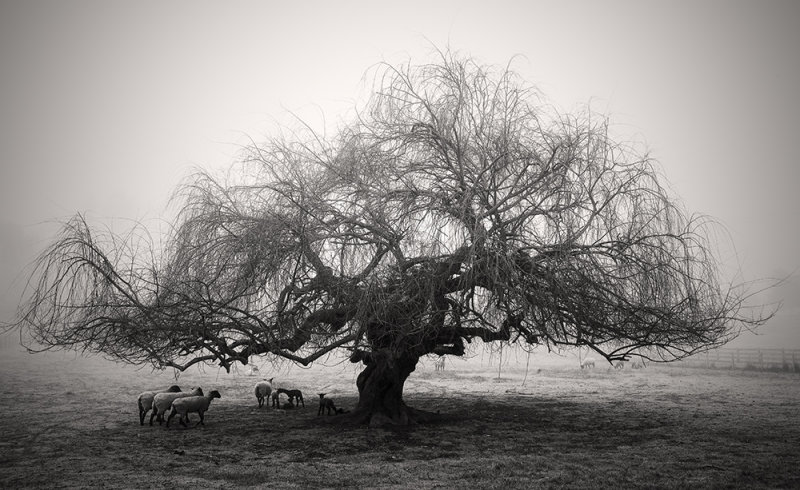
[{"x1": 7, "y1": 50, "x2": 775, "y2": 380}]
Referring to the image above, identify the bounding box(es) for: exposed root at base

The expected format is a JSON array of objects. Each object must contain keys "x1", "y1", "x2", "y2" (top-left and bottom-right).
[{"x1": 314, "y1": 406, "x2": 445, "y2": 429}]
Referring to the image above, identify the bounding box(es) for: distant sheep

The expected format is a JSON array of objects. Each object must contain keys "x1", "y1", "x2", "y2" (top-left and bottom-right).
[
  {"x1": 254, "y1": 378, "x2": 274, "y2": 408},
  {"x1": 167, "y1": 390, "x2": 221, "y2": 428},
  {"x1": 434, "y1": 357, "x2": 445, "y2": 371},
  {"x1": 614, "y1": 361, "x2": 625, "y2": 370},
  {"x1": 580, "y1": 357, "x2": 596, "y2": 369},
  {"x1": 151, "y1": 387, "x2": 203, "y2": 425},
  {"x1": 277, "y1": 388, "x2": 304, "y2": 408},
  {"x1": 137, "y1": 385, "x2": 181, "y2": 426}
]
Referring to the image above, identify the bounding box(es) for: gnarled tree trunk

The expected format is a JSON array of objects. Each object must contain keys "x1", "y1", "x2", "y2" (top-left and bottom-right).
[{"x1": 348, "y1": 349, "x2": 434, "y2": 427}]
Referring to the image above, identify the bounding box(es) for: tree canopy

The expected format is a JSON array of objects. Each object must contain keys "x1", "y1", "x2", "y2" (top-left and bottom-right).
[{"x1": 9, "y1": 52, "x2": 771, "y2": 425}]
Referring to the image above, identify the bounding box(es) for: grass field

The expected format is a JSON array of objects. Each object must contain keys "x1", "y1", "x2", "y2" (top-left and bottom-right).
[{"x1": 0, "y1": 346, "x2": 798, "y2": 489}]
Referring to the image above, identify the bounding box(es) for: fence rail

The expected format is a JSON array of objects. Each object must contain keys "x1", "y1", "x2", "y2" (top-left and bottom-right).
[{"x1": 675, "y1": 348, "x2": 800, "y2": 372}]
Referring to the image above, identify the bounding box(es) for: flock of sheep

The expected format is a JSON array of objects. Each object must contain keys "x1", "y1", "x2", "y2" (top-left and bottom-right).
[
  {"x1": 137, "y1": 358, "x2": 647, "y2": 428},
  {"x1": 255, "y1": 378, "x2": 347, "y2": 415},
  {"x1": 580, "y1": 357, "x2": 646, "y2": 370},
  {"x1": 136, "y1": 377, "x2": 346, "y2": 429}
]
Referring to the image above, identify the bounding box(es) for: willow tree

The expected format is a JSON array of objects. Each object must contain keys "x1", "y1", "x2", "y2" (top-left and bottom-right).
[{"x1": 10, "y1": 53, "x2": 770, "y2": 426}]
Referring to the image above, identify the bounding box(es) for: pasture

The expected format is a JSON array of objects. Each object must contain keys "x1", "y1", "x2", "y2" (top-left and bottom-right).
[{"x1": 0, "y1": 346, "x2": 798, "y2": 489}]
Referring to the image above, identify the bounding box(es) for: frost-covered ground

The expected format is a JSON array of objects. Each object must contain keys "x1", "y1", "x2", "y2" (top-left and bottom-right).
[{"x1": 0, "y1": 344, "x2": 798, "y2": 488}]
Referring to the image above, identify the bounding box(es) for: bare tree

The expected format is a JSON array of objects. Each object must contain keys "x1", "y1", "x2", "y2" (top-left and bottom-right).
[{"x1": 8, "y1": 52, "x2": 772, "y2": 426}]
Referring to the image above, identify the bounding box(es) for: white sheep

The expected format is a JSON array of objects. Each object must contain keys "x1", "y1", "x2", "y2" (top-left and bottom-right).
[
  {"x1": 580, "y1": 357, "x2": 596, "y2": 369},
  {"x1": 151, "y1": 387, "x2": 203, "y2": 425},
  {"x1": 137, "y1": 385, "x2": 181, "y2": 426},
  {"x1": 167, "y1": 390, "x2": 222, "y2": 428},
  {"x1": 254, "y1": 378, "x2": 274, "y2": 408}
]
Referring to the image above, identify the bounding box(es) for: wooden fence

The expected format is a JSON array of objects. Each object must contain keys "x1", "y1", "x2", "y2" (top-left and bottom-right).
[{"x1": 674, "y1": 348, "x2": 800, "y2": 372}]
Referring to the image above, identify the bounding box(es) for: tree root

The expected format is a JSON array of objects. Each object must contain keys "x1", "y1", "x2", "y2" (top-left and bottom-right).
[{"x1": 314, "y1": 405, "x2": 445, "y2": 429}]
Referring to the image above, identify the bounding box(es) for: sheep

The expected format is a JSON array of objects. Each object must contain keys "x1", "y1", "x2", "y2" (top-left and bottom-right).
[
  {"x1": 254, "y1": 378, "x2": 274, "y2": 408},
  {"x1": 317, "y1": 393, "x2": 347, "y2": 415},
  {"x1": 271, "y1": 390, "x2": 281, "y2": 408},
  {"x1": 277, "y1": 388, "x2": 304, "y2": 408},
  {"x1": 151, "y1": 387, "x2": 203, "y2": 425},
  {"x1": 434, "y1": 357, "x2": 445, "y2": 372},
  {"x1": 580, "y1": 357, "x2": 596, "y2": 369},
  {"x1": 614, "y1": 361, "x2": 625, "y2": 370},
  {"x1": 167, "y1": 390, "x2": 221, "y2": 428},
  {"x1": 136, "y1": 385, "x2": 181, "y2": 426}
]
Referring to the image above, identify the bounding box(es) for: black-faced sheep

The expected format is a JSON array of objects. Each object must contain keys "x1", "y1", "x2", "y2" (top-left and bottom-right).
[
  {"x1": 277, "y1": 388, "x2": 304, "y2": 408},
  {"x1": 137, "y1": 385, "x2": 181, "y2": 426},
  {"x1": 151, "y1": 387, "x2": 203, "y2": 425},
  {"x1": 167, "y1": 390, "x2": 221, "y2": 428},
  {"x1": 254, "y1": 378, "x2": 274, "y2": 408}
]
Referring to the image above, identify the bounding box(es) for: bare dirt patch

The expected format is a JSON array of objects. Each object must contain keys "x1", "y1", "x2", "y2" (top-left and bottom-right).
[{"x1": 0, "y1": 349, "x2": 798, "y2": 488}]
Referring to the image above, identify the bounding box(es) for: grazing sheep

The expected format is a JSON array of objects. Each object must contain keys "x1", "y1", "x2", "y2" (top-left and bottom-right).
[
  {"x1": 614, "y1": 361, "x2": 625, "y2": 370},
  {"x1": 317, "y1": 393, "x2": 347, "y2": 415},
  {"x1": 277, "y1": 388, "x2": 304, "y2": 408},
  {"x1": 151, "y1": 387, "x2": 203, "y2": 425},
  {"x1": 137, "y1": 385, "x2": 181, "y2": 426},
  {"x1": 167, "y1": 390, "x2": 221, "y2": 428},
  {"x1": 254, "y1": 378, "x2": 274, "y2": 408},
  {"x1": 580, "y1": 357, "x2": 596, "y2": 369}
]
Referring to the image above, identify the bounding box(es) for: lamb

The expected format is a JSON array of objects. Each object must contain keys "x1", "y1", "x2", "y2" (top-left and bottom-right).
[
  {"x1": 277, "y1": 388, "x2": 304, "y2": 408},
  {"x1": 137, "y1": 385, "x2": 181, "y2": 426},
  {"x1": 580, "y1": 357, "x2": 596, "y2": 369},
  {"x1": 151, "y1": 387, "x2": 204, "y2": 425},
  {"x1": 271, "y1": 390, "x2": 281, "y2": 408},
  {"x1": 318, "y1": 393, "x2": 335, "y2": 415},
  {"x1": 254, "y1": 378, "x2": 274, "y2": 408},
  {"x1": 317, "y1": 393, "x2": 347, "y2": 415},
  {"x1": 167, "y1": 390, "x2": 221, "y2": 428}
]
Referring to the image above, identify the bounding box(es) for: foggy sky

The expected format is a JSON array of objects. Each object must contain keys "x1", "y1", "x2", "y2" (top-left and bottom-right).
[{"x1": 1, "y1": 0, "x2": 798, "y2": 348}]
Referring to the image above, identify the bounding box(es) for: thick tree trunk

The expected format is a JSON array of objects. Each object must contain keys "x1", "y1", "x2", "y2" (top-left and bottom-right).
[{"x1": 346, "y1": 349, "x2": 435, "y2": 427}]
